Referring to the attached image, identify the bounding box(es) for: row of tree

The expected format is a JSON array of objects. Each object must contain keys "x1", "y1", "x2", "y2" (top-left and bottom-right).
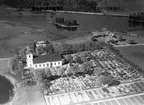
[
  {"x1": 54, "y1": 41, "x2": 105, "y2": 54},
  {"x1": 30, "y1": 40, "x2": 54, "y2": 56},
  {"x1": 31, "y1": 6, "x2": 63, "y2": 11},
  {"x1": 30, "y1": 40, "x2": 106, "y2": 56},
  {"x1": 101, "y1": 6, "x2": 122, "y2": 11}
]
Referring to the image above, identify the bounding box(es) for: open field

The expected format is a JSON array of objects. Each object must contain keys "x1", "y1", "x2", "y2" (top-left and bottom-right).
[
  {"x1": 0, "y1": 21, "x2": 49, "y2": 58},
  {"x1": 113, "y1": 31, "x2": 144, "y2": 44},
  {"x1": 0, "y1": 59, "x2": 9, "y2": 73},
  {"x1": 117, "y1": 45, "x2": 144, "y2": 69},
  {"x1": 119, "y1": 35, "x2": 144, "y2": 44}
]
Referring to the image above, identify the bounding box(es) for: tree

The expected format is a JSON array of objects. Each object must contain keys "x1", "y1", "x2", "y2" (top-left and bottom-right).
[
  {"x1": 79, "y1": 51, "x2": 87, "y2": 58},
  {"x1": 65, "y1": 55, "x2": 73, "y2": 63},
  {"x1": 79, "y1": 62, "x2": 90, "y2": 73},
  {"x1": 57, "y1": 67, "x2": 65, "y2": 76},
  {"x1": 129, "y1": 40, "x2": 137, "y2": 44},
  {"x1": 108, "y1": 80, "x2": 121, "y2": 86},
  {"x1": 45, "y1": 40, "x2": 49, "y2": 44},
  {"x1": 72, "y1": 43, "x2": 80, "y2": 51},
  {"x1": 98, "y1": 74, "x2": 114, "y2": 85},
  {"x1": 73, "y1": 55, "x2": 83, "y2": 64},
  {"x1": 36, "y1": 45, "x2": 45, "y2": 55},
  {"x1": 65, "y1": 64, "x2": 79, "y2": 75},
  {"x1": 86, "y1": 52, "x2": 94, "y2": 59},
  {"x1": 45, "y1": 68, "x2": 52, "y2": 77},
  {"x1": 45, "y1": 43, "x2": 54, "y2": 54},
  {"x1": 19, "y1": 47, "x2": 27, "y2": 57},
  {"x1": 93, "y1": 68, "x2": 104, "y2": 76},
  {"x1": 33, "y1": 41, "x2": 37, "y2": 53},
  {"x1": 63, "y1": 44, "x2": 73, "y2": 51},
  {"x1": 9, "y1": 55, "x2": 21, "y2": 74}
]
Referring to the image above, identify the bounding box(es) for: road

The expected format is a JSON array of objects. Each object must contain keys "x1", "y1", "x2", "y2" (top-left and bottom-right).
[
  {"x1": 114, "y1": 43, "x2": 144, "y2": 48},
  {"x1": 0, "y1": 58, "x2": 11, "y2": 60}
]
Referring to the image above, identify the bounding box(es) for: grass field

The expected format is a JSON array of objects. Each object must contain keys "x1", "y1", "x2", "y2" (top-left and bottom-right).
[
  {"x1": 117, "y1": 45, "x2": 144, "y2": 69},
  {"x1": 0, "y1": 59, "x2": 9, "y2": 73}
]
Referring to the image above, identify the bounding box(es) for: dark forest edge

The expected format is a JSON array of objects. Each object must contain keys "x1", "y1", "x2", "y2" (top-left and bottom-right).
[{"x1": 1, "y1": 0, "x2": 101, "y2": 13}]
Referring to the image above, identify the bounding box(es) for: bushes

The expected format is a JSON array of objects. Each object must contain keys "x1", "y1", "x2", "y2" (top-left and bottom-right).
[
  {"x1": 45, "y1": 43, "x2": 54, "y2": 54},
  {"x1": 73, "y1": 55, "x2": 83, "y2": 64},
  {"x1": 79, "y1": 62, "x2": 90, "y2": 73},
  {"x1": 129, "y1": 40, "x2": 137, "y2": 44},
  {"x1": 65, "y1": 55, "x2": 73, "y2": 63},
  {"x1": 98, "y1": 73, "x2": 114, "y2": 86},
  {"x1": 108, "y1": 80, "x2": 121, "y2": 86},
  {"x1": 36, "y1": 45, "x2": 45, "y2": 55},
  {"x1": 9, "y1": 55, "x2": 24, "y2": 74}
]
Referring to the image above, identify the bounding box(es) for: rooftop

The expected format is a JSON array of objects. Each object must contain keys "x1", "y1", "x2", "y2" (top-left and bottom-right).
[
  {"x1": 37, "y1": 41, "x2": 45, "y2": 44},
  {"x1": 33, "y1": 54, "x2": 62, "y2": 64}
]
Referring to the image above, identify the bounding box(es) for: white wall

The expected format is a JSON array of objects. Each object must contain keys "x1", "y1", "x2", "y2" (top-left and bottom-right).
[{"x1": 33, "y1": 61, "x2": 62, "y2": 69}]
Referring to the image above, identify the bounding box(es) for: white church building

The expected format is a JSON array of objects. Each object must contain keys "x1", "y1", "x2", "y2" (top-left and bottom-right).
[{"x1": 26, "y1": 53, "x2": 62, "y2": 69}]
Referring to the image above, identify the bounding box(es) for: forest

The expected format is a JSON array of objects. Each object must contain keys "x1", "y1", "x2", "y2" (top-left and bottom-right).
[{"x1": 2, "y1": 0, "x2": 101, "y2": 12}]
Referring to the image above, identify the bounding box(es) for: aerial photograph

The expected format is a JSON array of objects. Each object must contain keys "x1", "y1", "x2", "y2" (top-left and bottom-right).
[{"x1": 0, "y1": 0, "x2": 144, "y2": 105}]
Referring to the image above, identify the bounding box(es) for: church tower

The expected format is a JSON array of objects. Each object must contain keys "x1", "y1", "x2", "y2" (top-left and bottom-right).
[{"x1": 26, "y1": 53, "x2": 33, "y2": 67}]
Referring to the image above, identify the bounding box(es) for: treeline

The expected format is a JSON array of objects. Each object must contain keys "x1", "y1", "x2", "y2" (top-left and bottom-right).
[
  {"x1": 129, "y1": 12, "x2": 144, "y2": 22},
  {"x1": 28, "y1": 39, "x2": 106, "y2": 57},
  {"x1": 128, "y1": 12, "x2": 144, "y2": 27},
  {"x1": 101, "y1": 6, "x2": 122, "y2": 11},
  {"x1": 31, "y1": 6, "x2": 63, "y2": 11},
  {"x1": 2, "y1": 0, "x2": 101, "y2": 13}
]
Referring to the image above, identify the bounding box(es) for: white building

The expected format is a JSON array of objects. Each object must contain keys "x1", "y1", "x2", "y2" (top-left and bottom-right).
[
  {"x1": 26, "y1": 53, "x2": 62, "y2": 69},
  {"x1": 36, "y1": 41, "x2": 47, "y2": 47}
]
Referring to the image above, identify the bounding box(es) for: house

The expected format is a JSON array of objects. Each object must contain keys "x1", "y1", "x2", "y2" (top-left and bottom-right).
[
  {"x1": 36, "y1": 41, "x2": 47, "y2": 47},
  {"x1": 92, "y1": 31, "x2": 110, "y2": 38},
  {"x1": 26, "y1": 53, "x2": 62, "y2": 69},
  {"x1": 92, "y1": 31, "x2": 104, "y2": 37}
]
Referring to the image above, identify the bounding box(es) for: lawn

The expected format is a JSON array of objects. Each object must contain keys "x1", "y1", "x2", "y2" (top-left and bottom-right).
[
  {"x1": 117, "y1": 45, "x2": 144, "y2": 69},
  {"x1": 0, "y1": 59, "x2": 9, "y2": 73},
  {"x1": 118, "y1": 34, "x2": 144, "y2": 44}
]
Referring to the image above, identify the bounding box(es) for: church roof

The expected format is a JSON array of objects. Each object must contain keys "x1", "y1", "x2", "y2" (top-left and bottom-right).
[{"x1": 33, "y1": 54, "x2": 62, "y2": 64}]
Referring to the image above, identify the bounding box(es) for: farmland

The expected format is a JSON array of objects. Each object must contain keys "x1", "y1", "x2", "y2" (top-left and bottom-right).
[{"x1": 117, "y1": 45, "x2": 144, "y2": 69}]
